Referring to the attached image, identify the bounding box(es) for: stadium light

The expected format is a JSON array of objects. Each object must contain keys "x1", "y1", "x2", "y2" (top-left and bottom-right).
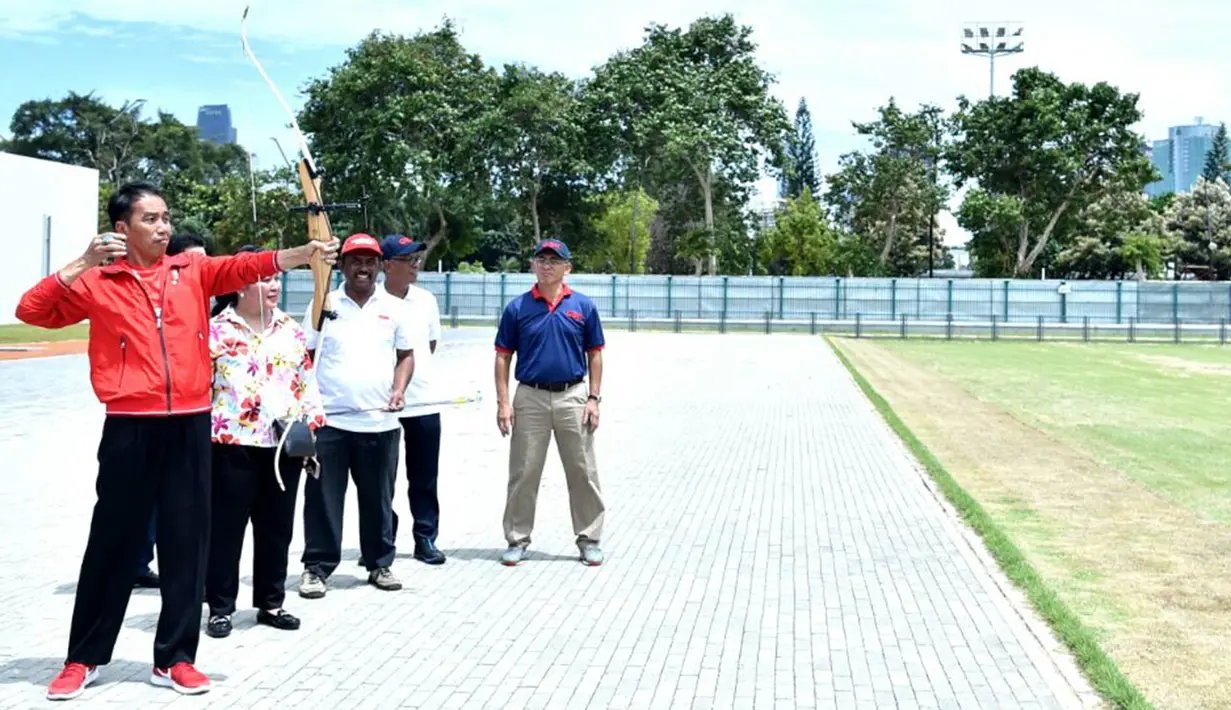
[{"x1": 960, "y1": 22, "x2": 1024, "y2": 97}]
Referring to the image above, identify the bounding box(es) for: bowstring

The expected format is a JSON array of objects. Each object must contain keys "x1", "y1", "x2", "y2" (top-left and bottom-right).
[{"x1": 245, "y1": 3, "x2": 334, "y2": 488}]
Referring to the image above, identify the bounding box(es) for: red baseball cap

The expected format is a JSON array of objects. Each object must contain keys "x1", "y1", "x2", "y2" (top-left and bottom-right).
[{"x1": 341, "y1": 233, "x2": 382, "y2": 257}]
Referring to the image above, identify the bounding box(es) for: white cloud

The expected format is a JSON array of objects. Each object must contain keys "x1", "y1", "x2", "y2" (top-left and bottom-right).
[
  {"x1": 180, "y1": 53, "x2": 248, "y2": 66},
  {"x1": 7, "y1": 0, "x2": 1230, "y2": 247},
  {"x1": 6, "y1": 0, "x2": 1228, "y2": 136}
]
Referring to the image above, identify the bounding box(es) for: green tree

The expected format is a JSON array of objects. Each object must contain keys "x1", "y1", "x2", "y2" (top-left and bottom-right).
[
  {"x1": 823, "y1": 99, "x2": 948, "y2": 276},
  {"x1": 298, "y1": 20, "x2": 498, "y2": 263},
  {"x1": 1202, "y1": 122, "x2": 1230, "y2": 185},
  {"x1": 455, "y1": 260, "x2": 489, "y2": 273},
  {"x1": 580, "y1": 188, "x2": 658, "y2": 273},
  {"x1": 948, "y1": 68, "x2": 1156, "y2": 277},
  {"x1": 7, "y1": 92, "x2": 146, "y2": 184},
  {"x1": 491, "y1": 64, "x2": 586, "y2": 243},
  {"x1": 209, "y1": 169, "x2": 305, "y2": 254},
  {"x1": 587, "y1": 14, "x2": 791, "y2": 275},
  {"x1": 138, "y1": 112, "x2": 246, "y2": 187},
  {"x1": 759, "y1": 187, "x2": 835, "y2": 275},
  {"x1": 1149, "y1": 191, "x2": 1176, "y2": 216},
  {"x1": 1120, "y1": 232, "x2": 1165, "y2": 279},
  {"x1": 1164, "y1": 176, "x2": 1231, "y2": 279},
  {"x1": 1052, "y1": 185, "x2": 1166, "y2": 279},
  {"x1": 779, "y1": 98, "x2": 820, "y2": 199}
]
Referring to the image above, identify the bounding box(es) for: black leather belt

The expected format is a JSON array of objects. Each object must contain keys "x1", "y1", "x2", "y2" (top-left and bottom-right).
[{"x1": 521, "y1": 378, "x2": 583, "y2": 392}]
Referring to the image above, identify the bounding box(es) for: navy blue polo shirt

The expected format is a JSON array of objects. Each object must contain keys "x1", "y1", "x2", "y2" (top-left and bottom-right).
[{"x1": 495, "y1": 284, "x2": 605, "y2": 384}]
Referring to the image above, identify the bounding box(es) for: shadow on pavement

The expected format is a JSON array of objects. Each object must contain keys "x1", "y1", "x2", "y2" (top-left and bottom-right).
[
  {"x1": 444, "y1": 547, "x2": 580, "y2": 563},
  {"x1": 0, "y1": 657, "x2": 229, "y2": 688}
]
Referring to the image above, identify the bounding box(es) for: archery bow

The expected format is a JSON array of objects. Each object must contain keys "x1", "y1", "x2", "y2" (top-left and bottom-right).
[
  {"x1": 242, "y1": 4, "x2": 358, "y2": 488},
  {"x1": 241, "y1": 5, "x2": 337, "y2": 332}
]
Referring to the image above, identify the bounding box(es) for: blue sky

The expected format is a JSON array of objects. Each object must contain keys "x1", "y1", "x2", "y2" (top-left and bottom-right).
[{"x1": 3, "y1": 0, "x2": 1230, "y2": 246}]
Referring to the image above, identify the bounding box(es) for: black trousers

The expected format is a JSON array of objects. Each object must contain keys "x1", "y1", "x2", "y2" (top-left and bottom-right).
[
  {"x1": 67, "y1": 413, "x2": 210, "y2": 669},
  {"x1": 391, "y1": 413, "x2": 442, "y2": 545},
  {"x1": 301, "y1": 426, "x2": 399, "y2": 577},
  {"x1": 205, "y1": 443, "x2": 302, "y2": 617},
  {"x1": 137, "y1": 509, "x2": 156, "y2": 574}
]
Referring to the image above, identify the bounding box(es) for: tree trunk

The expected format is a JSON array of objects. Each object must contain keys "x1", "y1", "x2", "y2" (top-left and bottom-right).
[
  {"x1": 529, "y1": 184, "x2": 541, "y2": 241},
  {"x1": 1016, "y1": 177, "x2": 1085, "y2": 276},
  {"x1": 1016, "y1": 198, "x2": 1073, "y2": 276},
  {"x1": 689, "y1": 159, "x2": 717, "y2": 275},
  {"x1": 879, "y1": 210, "x2": 899, "y2": 265},
  {"x1": 422, "y1": 202, "x2": 449, "y2": 262}
]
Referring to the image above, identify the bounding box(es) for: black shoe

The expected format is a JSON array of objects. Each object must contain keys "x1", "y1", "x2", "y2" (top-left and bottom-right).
[
  {"x1": 205, "y1": 615, "x2": 232, "y2": 638},
  {"x1": 414, "y1": 539, "x2": 446, "y2": 565},
  {"x1": 134, "y1": 569, "x2": 159, "y2": 589},
  {"x1": 256, "y1": 609, "x2": 301, "y2": 631}
]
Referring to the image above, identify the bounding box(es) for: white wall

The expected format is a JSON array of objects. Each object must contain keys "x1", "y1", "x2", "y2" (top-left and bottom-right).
[{"x1": 0, "y1": 153, "x2": 99, "y2": 326}]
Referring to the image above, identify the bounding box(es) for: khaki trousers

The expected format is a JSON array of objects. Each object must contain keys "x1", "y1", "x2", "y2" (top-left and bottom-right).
[{"x1": 503, "y1": 381, "x2": 605, "y2": 546}]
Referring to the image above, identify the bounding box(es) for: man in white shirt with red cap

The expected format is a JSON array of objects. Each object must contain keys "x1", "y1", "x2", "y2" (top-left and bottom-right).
[{"x1": 298, "y1": 233, "x2": 417, "y2": 598}]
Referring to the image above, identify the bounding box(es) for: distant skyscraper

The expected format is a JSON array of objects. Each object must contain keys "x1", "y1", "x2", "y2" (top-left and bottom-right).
[
  {"x1": 1145, "y1": 118, "x2": 1225, "y2": 196},
  {"x1": 196, "y1": 105, "x2": 236, "y2": 145}
]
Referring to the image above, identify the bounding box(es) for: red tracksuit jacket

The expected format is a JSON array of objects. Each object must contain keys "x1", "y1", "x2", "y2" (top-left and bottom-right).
[{"x1": 15, "y1": 250, "x2": 282, "y2": 416}]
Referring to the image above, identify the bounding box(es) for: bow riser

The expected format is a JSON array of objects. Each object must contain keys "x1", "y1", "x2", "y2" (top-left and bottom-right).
[{"x1": 295, "y1": 159, "x2": 336, "y2": 332}]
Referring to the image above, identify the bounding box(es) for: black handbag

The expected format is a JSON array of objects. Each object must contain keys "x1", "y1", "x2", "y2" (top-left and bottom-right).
[{"x1": 273, "y1": 418, "x2": 317, "y2": 458}]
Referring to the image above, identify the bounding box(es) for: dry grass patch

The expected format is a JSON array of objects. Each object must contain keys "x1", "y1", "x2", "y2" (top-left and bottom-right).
[
  {"x1": 833, "y1": 337, "x2": 1231, "y2": 710},
  {"x1": 1133, "y1": 353, "x2": 1231, "y2": 378}
]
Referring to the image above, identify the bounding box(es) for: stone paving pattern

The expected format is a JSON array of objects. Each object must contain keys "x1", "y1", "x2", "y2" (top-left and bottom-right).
[{"x1": 0, "y1": 328, "x2": 1096, "y2": 709}]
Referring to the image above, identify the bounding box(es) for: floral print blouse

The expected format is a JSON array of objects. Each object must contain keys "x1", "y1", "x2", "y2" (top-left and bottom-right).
[{"x1": 209, "y1": 306, "x2": 327, "y2": 447}]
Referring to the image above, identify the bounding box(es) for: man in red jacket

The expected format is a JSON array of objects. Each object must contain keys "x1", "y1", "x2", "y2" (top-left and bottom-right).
[{"x1": 16, "y1": 181, "x2": 338, "y2": 702}]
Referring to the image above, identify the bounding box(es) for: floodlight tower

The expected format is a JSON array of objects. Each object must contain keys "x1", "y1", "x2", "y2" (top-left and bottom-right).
[{"x1": 961, "y1": 22, "x2": 1024, "y2": 97}]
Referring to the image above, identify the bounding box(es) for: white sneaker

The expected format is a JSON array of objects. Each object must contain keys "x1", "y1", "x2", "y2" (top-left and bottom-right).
[{"x1": 298, "y1": 570, "x2": 326, "y2": 599}]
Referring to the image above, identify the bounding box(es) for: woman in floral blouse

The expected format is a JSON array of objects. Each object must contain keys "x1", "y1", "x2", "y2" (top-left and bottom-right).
[{"x1": 204, "y1": 245, "x2": 326, "y2": 639}]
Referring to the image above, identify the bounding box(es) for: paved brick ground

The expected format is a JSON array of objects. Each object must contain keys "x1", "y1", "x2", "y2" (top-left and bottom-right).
[{"x1": 0, "y1": 328, "x2": 1097, "y2": 709}]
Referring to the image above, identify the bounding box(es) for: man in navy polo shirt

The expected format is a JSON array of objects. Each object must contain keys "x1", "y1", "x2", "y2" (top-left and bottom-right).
[{"x1": 494, "y1": 238, "x2": 606, "y2": 567}]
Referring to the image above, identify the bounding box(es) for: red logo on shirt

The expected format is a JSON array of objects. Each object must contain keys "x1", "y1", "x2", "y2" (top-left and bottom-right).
[
  {"x1": 378, "y1": 315, "x2": 391, "y2": 321},
  {"x1": 565, "y1": 310, "x2": 583, "y2": 321}
]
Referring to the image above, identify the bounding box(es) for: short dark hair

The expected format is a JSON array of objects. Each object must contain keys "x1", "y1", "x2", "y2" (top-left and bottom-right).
[
  {"x1": 210, "y1": 245, "x2": 267, "y2": 317},
  {"x1": 107, "y1": 181, "x2": 165, "y2": 227},
  {"x1": 167, "y1": 232, "x2": 209, "y2": 256}
]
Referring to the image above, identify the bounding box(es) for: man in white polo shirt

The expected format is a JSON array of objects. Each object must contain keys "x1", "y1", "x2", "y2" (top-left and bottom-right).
[
  {"x1": 379, "y1": 234, "x2": 447, "y2": 566},
  {"x1": 298, "y1": 233, "x2": 417, "y2": 597}
]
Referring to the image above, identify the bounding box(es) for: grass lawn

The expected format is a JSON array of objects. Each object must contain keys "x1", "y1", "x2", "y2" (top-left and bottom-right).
[
  {"x1": 0, "y1": 323, "x2": 89, "y2": 344},
  {"x1": 874, "y1": 341, "x2": 1231, "y2": 524},
  {"x1": 830, "y1": 338, "x2": 1231, "y2": 710}
]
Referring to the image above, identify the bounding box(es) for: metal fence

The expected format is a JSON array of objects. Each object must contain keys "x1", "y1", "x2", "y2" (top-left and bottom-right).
[{"x1": 278, "y1": 271, "x2": 1231, "y2": 329}]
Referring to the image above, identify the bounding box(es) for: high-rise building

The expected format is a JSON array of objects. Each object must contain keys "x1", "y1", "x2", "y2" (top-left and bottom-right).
[
  {"x1": 196, "y1": 105, "x2": 237, "y2": 145},
  {"x1": 1145, "y1": 118, "x2": 1225, "y2": 196}
]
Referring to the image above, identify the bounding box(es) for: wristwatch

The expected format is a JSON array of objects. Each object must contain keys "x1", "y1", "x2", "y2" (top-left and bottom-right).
[{"x1": 588, "y1": 394, "x2": 601, "y2": 403}]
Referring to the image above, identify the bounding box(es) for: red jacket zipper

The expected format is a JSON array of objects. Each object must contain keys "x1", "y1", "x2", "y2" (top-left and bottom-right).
[
  {"x1": 128, "y1": 267, "x2": 175, "y2": 414},
  {"x1": 155, "y1": 267, "x2": 173, "y2": 413}
]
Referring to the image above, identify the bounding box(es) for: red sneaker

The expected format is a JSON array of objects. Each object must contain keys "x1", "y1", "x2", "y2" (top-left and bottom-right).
[
  {"x1": 150, "y1": 662, "x2": 210, "y2": 694},
  {"x1": 46, "y1": 662, "x2": 98, "y2": 701}
]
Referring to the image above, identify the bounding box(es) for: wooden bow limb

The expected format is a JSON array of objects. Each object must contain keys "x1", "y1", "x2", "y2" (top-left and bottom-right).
[
  {"x1": 244, "y1": 3, "x2": 359, "y2": 489},
  {"x1": 296, "y1": 160, "x2": 337, "y2": 331}
]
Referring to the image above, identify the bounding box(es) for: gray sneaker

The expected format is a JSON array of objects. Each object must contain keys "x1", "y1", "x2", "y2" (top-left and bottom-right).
[
  {"x1": 368, "y1": 567, "x2": 402, "y2": 591},
  {"x1": 501, "y1": 545, "x2": 527, "y2": 566},
  {"x1": 579, "y1": 543, "x2": 604, "y2": 566},
  {"x1": 298, "y1": 571, "x2": 326, "y2": 599}
]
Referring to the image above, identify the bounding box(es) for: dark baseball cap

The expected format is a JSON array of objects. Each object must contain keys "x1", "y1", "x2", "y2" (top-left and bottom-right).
[
  {"x1": 533, "y1": 238, "x2": 571, "y2": 260},
  {"x1": 381, "y1": 234, "x2": 427, "y2": 259}
]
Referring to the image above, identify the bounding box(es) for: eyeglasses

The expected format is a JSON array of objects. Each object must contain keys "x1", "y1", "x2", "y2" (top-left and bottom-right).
[
  {"x1": 534, "y1": 257, "x2": 568, "y2": 267},
  {"x1": 389, "y1": 256, "x2": 424, "y2": 265}
]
